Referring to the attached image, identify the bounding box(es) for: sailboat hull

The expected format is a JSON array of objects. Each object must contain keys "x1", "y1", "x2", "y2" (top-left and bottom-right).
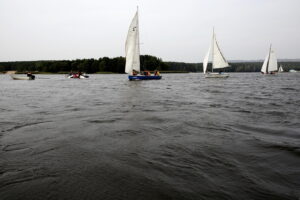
[
  {"x1": 261, "y1": 72, "x2": 277, "y2": 75},
  {"x1": 205, "y1": 73, "x2": 229, "y2": 78},
  {"x1": 128, "y1": 75, "x2": 162, "y2": 81}
]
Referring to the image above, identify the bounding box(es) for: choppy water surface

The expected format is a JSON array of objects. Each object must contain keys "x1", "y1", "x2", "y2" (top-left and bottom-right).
[{"x1": 0, "y1": 73, "x2": 299, "y2": 200}]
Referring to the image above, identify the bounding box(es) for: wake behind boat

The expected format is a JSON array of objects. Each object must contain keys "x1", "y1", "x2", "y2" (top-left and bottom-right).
[
  {"x1": 125, "y1": 9, "x2": 161, "y2": 81},
  {"x1": 203, "y1": 29, "x2": 230, "y2": 78}
]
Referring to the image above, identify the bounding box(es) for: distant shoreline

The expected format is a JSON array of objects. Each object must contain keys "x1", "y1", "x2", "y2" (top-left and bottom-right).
[
  {"x1": 1, "y1": 71, "x2": 191, "y2": 74},
  {"x1": 1, "y1": 55, "x2": 300, "y2": 73}
]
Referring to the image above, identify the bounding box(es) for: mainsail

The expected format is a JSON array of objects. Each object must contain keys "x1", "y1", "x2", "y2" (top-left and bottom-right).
[
  {"x1": 125, "y1": 10, "x2": 140, "y2": 74},
  {"x1": 203, "y1": 30, "x2": 229, "y2": 73},
  {"x1": 212, "y1": 32, "x2": 229, "y2": 69},
  {"x1": 268, "y1": 48, "x2": 278, "y2": 72}
]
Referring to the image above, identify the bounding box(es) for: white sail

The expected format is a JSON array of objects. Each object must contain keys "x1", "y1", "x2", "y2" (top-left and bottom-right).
[
  {"x1": 268, "y1": 48, "x2": 278, "y2": 72},
  {"x1": 125, "y1": 10, "x2": 140, "y2": 74},
  {"x1": 261, "y1": 53, "x2": 269, "y2": 74},
  {"x1": 279, "y1": 66, "x2": 284, "y2": 72},
  {"x1": 261, "y1": 45, "x2": 278, "y2": 74},
  {"x1": 203, "y1": 45, "x2": 211, "y2": 74},
  {"x1": 212, "y1": 32, "x2": 229, "y2": 69}
]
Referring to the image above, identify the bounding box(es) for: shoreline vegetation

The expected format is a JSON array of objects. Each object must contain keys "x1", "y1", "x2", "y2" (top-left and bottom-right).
[{"x1": 1, "y1": 55, "x2": 300, "y2": 74}]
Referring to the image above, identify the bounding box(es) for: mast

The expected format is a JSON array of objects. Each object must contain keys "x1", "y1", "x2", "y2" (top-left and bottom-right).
[
  {"x1": 211, "y1": 28, "x2": 215, "y2": 72},
  {"x1": 136, "y1": 7, "x2": 140, "y2": 72},
  {"x1": 266, "y1": 44, "x2": 272, "y2": 74}
]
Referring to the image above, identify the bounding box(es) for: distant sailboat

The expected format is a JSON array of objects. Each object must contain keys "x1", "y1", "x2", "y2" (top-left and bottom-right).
[
  {"x1": 278, "y1": 65, "x2": 284, "y2": 73},
  {"x1": 203, "y1": 29, "x2": 230, "y2": 78},
  {"x1": 125, "y1": 9, "x2": 161, "y2": 81},
  {"x1": 261, "y1": 45, "x2": 278, "y2": 74}
]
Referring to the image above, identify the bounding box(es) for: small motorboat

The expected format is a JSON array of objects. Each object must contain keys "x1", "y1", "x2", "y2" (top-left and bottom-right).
[
  {"x1": 67, "y1": 73, "x2": 89, "y2": 79},
  {"x1": 10, "y1": 74, "x2": 35, "y2": 80},
  {"x1": 289, "y1": 69, "x2": 298, "y2": 73}
]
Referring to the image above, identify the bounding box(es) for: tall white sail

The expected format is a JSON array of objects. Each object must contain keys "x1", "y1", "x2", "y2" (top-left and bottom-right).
[
  {"x1": 212, "y1": 32, "x2": 229, "y2": 69},
  {"x1": 261, "y1": 45, "x2": 277, "y2": 74},
  {"x1": 125, "y1": 11, "x2": 140, "y2": 74},
  {"x1": 279, "y1": 65, "x2": 284, "y2": 72},
  {"x1": 203, "y1": 45, "x2": 211, "y2": 74},
  {"x1": 261, "y1": 53, "x2": 269, "y2": 74},
  {"x1": 268, "y1": 48, "x2": 278, "y2": 72}
]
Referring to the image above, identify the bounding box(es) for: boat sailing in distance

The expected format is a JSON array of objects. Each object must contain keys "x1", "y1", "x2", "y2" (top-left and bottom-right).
[
  {"x1": 125, "y1": 9, "x2": 162, "y2": 81},
  {"x1": 278, "y1": 65, "x2": 284, "y2": 73},
  {"x1": 66, "y1": 72, "x2": 89, "y2": 79},
  {"x1": 261, "y1": 45, "x2": 278, "y2": 75},
  {"x1": 203, "y1": 29, "x2": 230, "y2": 78}
]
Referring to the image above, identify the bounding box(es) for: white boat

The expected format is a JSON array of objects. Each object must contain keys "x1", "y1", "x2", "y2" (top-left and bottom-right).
[
  {"x1": 125, "y1": 8, "x2": 161, "y2": 81},
  {"x1": 278, "y1": 65, "x2": 284, "y2": 73},
  {"x1": 10, "y1": 74, "x2": 35, "y2": 80},
  {"x1": 289, "y1": 69, "x2": 298, "y2": 73},
  {"x1": 261, "y1": 45, "x2": 278, "y2": 74},
  {"x1": 203, "y1": 29, "x2": 230, "y2": 78}
]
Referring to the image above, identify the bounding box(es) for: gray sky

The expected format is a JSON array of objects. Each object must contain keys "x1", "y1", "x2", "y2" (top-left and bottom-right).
[{"x1": 0, "y1": 0, "x2": 299, "y2": 62}]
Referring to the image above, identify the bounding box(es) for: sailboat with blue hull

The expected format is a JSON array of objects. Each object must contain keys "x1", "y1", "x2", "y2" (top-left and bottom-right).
[{"x1": 125, "y1": 9, "x2": 162, "y2": 81}]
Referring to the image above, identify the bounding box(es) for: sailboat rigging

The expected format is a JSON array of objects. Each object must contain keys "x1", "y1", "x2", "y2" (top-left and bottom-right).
[
  {"x1": 261, "y1": 44, "x2": 278, "y2": 74},
  {"x1": 203, "y1": 29, "x2": 230, "y2": 78}
]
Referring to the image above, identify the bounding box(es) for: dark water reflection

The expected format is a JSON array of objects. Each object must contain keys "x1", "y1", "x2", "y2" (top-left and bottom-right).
[{"x1": 0, "y1": 73, "x2": 299, "y2": 200}]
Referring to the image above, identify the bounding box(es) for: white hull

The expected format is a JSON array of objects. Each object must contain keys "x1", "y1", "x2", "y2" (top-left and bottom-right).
[
  {"x1": 289, "y1": 70, "x2": 298, "y2": 73},
  {"x1": 205, "y1": 73, "x2": 229, "y2": 78},
  {"x1": 10, "y1": 74, "x2": 32, "y2": 80},
  {"x1": 261, "y1": 72, "x2": 277, "y2": 75}
]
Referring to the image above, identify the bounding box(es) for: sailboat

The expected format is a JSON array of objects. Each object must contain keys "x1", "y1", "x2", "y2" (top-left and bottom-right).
[
  {"x1": 203, "y1": 29, "x2": 230, "y2": 78},
  {"x1": 278, "y1": 65, "x2": 284, "y2": 73},
  {"x1": 125, "y1": 9, "x2": 162, "y2": 81},
  {"x1": 261, "y1": 45, "x2": 278, "y2": 74}
]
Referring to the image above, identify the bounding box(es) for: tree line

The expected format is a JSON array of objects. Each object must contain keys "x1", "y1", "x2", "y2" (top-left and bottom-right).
[{"x1": 0, "y1": 55, "x2": 299, "y2": 73}]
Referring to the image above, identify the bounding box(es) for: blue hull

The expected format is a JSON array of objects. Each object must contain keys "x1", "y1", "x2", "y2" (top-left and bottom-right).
[{"x1": 128, "y1": 75, "x2": 162, "y2": 81}]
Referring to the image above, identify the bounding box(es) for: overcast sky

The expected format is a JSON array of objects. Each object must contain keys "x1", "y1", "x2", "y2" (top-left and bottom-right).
[{"x1": 0, "y1": 0, "x2": 299, "y2": 62}]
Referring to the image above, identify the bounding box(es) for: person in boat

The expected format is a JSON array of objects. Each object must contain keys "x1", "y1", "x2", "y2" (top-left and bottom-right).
[
  {"x1": 26, "y1": 72, "x2": 35, "y2": 80},
  {"x1": 154, "y1": 70, "x2": 160, "y2": 76},
  {"x1": 132, "y1": 69, "x2": 138, "y2": 76},
  {"x1": 144, "y1": 71, "x2": 151, "y2": 76}
]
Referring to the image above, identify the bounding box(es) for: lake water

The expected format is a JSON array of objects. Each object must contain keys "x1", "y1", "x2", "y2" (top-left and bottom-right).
[{"x1": 0, "y1": 73, "x2": 299, "y2": 200}]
